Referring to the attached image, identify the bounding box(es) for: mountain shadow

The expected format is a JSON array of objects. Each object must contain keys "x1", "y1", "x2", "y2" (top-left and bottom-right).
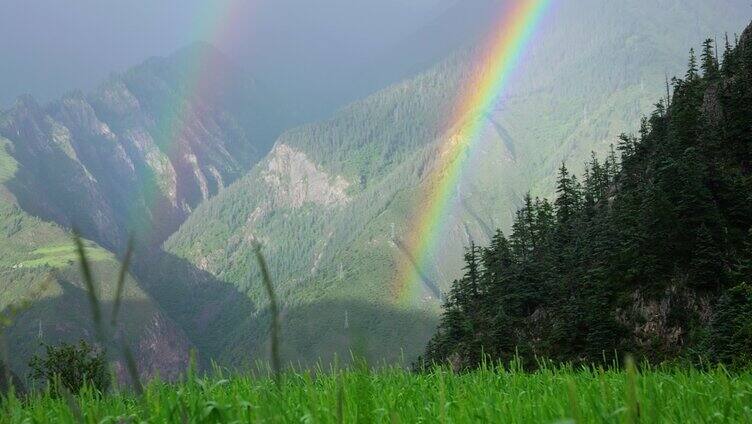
[
  {"x1": 220, "y1": 299, "x2": 439, "y2": 370},
  {"x1": 0, "y1": 362, "x2": 23, "y2": 395},
  {"x1": 4, "y1": 278, "x2": 192, "y2": 385},
  {"x1": 129, "y1": 248, "x2": 260, "y2": 368}
]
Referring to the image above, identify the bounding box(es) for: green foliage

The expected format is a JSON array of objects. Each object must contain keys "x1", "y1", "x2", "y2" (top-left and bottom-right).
[
  {"x1": 0, "y1": 138, "x2": 18, "y2": 184},
  {"x1": 711, "y1": 283, "x2": 752, "y2": 366},
  {"x1": 18, "y1": 244, "x2": 111, "y2": 269},
  {"x1": 28, "y1": 340, "x2": 110, "y2": 394},
  {"x1": 424, "y1": 31, "x2": 752, "y2": 369},
  {"x1": 2, "y1": 364, "x2": 752, "y2": 422}
]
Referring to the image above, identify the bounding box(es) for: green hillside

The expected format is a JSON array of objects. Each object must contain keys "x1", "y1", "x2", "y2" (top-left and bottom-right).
[
  {"x1": 0, "y1": 144, "x2": 191, "y2": 382},
  {"x1": 166, "y1": 2, "x2": 750, "y2": 366},
  {"x1": 0, "y1": 139, "x2": 16, "y2": 184}
]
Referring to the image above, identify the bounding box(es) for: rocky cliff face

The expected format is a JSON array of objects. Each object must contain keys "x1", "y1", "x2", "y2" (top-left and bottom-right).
[
  {"x1": 166, "y1": 142, "x2": 351, "y2": 279},
  {"x1": 131, "y1": 311, "x2": 193, "y2": 380},
  {"x1": 263, "y1": 144, "x2": 351, "y2": 208},
  {"x1": 0, "y1": 43, "x2": 289, "y2": 250}
]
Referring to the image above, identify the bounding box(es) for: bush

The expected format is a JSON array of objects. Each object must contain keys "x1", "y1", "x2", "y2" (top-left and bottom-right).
[
  {"x1": 710, "y1": 283, "x2": 752, "y2": 366},
  {"x1": 0, "y1": 361, "x2": 24, "y2": 395},
  {"x1": 28, "y1": 340, "x2": 110, "y2": 394}
]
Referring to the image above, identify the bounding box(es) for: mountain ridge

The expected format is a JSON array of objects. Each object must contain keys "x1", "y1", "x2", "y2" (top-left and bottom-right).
[{"x1": 0, "y1": 42, "x2": 292, "y2": 249}]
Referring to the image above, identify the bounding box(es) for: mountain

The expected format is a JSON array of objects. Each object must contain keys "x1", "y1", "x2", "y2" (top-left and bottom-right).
[
  {"x1": 0, "y1": 182, "x2": 192, "y2": 382},
  {"x1": 0, "y1": 44, "x2": 290, "y2": 381},
  {"x1": 166, "y1": 1, "x2": 750, "y2": 366},
  {"x1": 423, "y1": 20, "x2": 752, "y2": 369},
  {"x1": 0, "y1": 43, "x2": 290, "y2": 250},
  {"x1": 2, "y1": 1, "x2": 749, "y2": 377}
]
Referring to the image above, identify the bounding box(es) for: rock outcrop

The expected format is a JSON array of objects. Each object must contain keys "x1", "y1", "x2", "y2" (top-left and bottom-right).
[{"x1": 263, "y1": 143, "x2": 351, "y2": 208}]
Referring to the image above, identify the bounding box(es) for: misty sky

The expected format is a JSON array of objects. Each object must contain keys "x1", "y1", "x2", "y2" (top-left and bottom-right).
[{"x1": 0, "y1": 0, "x2": 456, "y2": 109}]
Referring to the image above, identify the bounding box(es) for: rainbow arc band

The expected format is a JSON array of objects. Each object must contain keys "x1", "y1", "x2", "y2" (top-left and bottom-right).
[
  {"x1": 392, "y1": 0, "x2": 552, "y2": 303},
  {"x1": 127, "y1": 0, "x2": 251, "y2": 233}
]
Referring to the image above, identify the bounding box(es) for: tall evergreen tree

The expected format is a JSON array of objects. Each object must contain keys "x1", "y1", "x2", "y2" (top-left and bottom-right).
[
  {"x1": 554, "y1": 163, "x2": 580, "y2": 227},
  {"x1": 701, "y1": 39, "x2": 720, "y2": 80},
  {"x1": 686, "y1": 48, "x2": 699, "y2": 81}
]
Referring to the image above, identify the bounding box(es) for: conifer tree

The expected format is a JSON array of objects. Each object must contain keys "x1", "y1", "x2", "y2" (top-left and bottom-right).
[
  {"x1": 691, "y1": 224, "x2": 726, "y2": 289},
  {"x1": 554, "y1": 163, "x2": 580, "y2": 227},
  {"x1": 733, "y1": 229, "x2": 752, "y2": 284},
  {"x1": 686, "y1": 48, "x2": 699, "y2": 81},
  {"x1": 701, "y1": 39, "x2": 720, "y2": 80},
  {"x1": 711, "y1": 283, "x2": 752, "y2": 365},
  {"x1": 721, "y1": 33, "x2": 737, "y2": 79}
]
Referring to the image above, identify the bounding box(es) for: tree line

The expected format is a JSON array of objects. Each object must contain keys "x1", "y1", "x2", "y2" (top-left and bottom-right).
[{"x1": 421, "y1": 26, "x2": 752, "y2": 370}]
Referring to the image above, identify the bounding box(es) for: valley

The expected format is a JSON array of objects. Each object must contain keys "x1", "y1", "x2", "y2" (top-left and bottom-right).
[{"x1": 0, "y1": 0, "x2": 749, "y2": 382}]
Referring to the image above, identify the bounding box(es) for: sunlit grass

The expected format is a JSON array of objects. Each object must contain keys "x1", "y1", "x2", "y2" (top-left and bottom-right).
[
  {"x1": 2, "y1": 363, "x2": 751, "y2": 423},
  {"x1": 18, "y1": 243, "x2": 111, "y2": 269},
  {"x1": 0, "y1": 139, "x2": 18, "y2": 184}
]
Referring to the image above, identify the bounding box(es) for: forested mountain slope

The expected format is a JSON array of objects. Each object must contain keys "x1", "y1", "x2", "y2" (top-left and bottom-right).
[
  {"x1": 424, "y1": 22, "x2": 752, "y2": 369},
  {"x1": 167, "y1": 2, "x2": 749, "y2": 365},
  {"x1": 0, "y1": 151, "x2": 192, "y2": 382}
]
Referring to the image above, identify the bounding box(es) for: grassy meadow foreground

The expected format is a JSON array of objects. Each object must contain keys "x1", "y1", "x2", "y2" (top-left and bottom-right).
[{"x1": 2, "y1": 363, "x2": 751, "y2": 423}]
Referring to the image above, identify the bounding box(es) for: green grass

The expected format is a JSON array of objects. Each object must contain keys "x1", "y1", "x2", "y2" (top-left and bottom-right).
[
  {"x1": 18, "y1": 243, "x2": 111, "y2": 269},
  {"x1": 3, "y1": 363, "x2": 751, "y2": 423},
  {"x1": 0, "y1": 138, "x2": 18, "y2": 184}
]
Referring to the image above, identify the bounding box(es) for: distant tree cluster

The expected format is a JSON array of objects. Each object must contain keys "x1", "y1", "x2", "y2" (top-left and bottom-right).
[
  {"x1": 422, "y1": 28, "x2": 752, "y2": 370},
  {"x1": 29, "y1": 340, "x2": 110, "y2": 394}
]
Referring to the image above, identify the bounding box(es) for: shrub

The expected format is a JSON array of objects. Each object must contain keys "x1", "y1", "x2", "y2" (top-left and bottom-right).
[
  {"x1": 710, "y1": 283, "x2": 752, "y2": 366},
  {"x1": 28, "y1": 340, "x2": 110, "y2": 394}
]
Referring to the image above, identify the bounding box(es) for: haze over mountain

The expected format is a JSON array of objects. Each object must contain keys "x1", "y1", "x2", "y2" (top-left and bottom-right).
[
  {"x1": 166, "y1": 0, "x2": 750, "y2": 364},
  {"x1": 0, "y1": 0, "x2": 749, "y2": 380},
  {"x1": 0, "y1": 0, "x2": 455, "y2": 118}
]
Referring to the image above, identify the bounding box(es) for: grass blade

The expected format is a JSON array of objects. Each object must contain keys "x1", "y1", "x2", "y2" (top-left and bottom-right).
[
  {"x1": 111, "y1": 237, "x2": 134, "y2": 326},
  {"x1": 625, "y1": 356, "x2": 640, "y2": 424},
  {"x1": 121, "y1": 344, "x2": 144, "y2": 397},
  {"x1": 73, "y1": 233, "x2": 104, "y2": 343},
  {"x1": 253, "y1": 242, "x2": 281, "y2": 387},
  {"x1": 74, "y1": 232, "x2": 143, "y2": 396}
]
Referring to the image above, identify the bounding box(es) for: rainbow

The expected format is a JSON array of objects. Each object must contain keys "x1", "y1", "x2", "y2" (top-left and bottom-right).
[
  {"x1": 393, "y1": 0, "x2": 551, "y2": 302},
  {"x1": 128, "y1": 0, "x2": 252, "y2": 241}
]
